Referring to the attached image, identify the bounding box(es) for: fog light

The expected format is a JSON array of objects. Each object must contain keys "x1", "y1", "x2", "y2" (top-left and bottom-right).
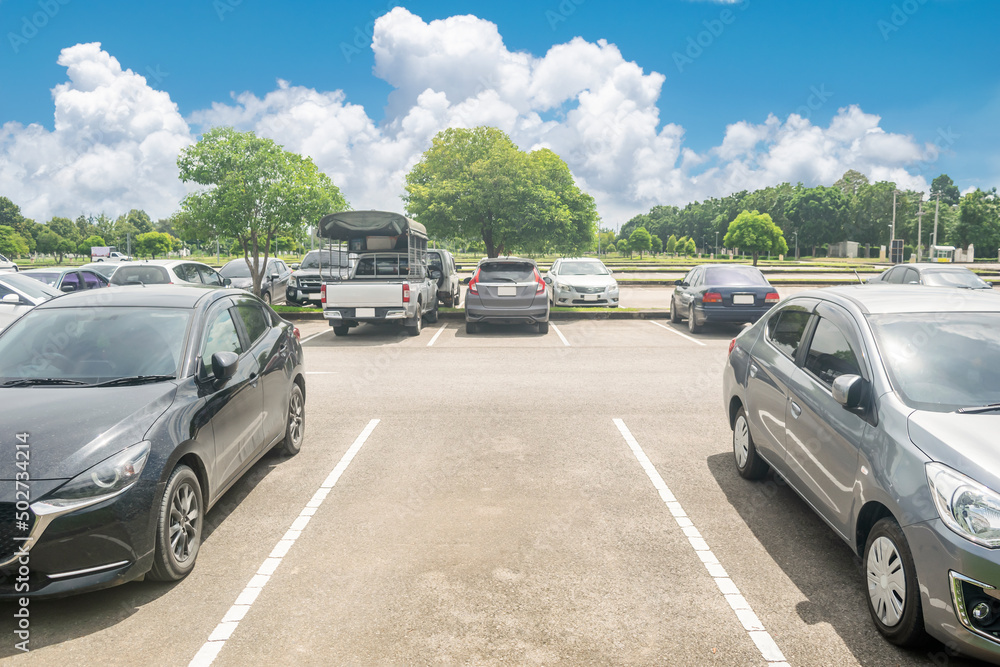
[{"x1": 973, "y1": 602, "x2": 992, "y2": 622}]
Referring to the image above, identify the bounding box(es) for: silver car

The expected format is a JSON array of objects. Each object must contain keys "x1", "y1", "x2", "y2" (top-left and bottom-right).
[
  {"x1": 724, "y1": 285, "x2": 1000, "y2": 662},
  {"x1": 220, "y1": 257, "x2": 291, "y2": 305},
  {"x1": 0, "y1": 253, "x2": 18, "y2": 273},
  {"x1": 544, "y1": 257, "x2": 619, "y2": 307},
  {"x1": 0, "y1": 272, "x2": 61, "y2": 331},
  {"x1": 110, "y1": 260, "x2": 228, "y2": 288},
  {"x1": 465, "y1": 257, "x2": 549, "y2": 334}
]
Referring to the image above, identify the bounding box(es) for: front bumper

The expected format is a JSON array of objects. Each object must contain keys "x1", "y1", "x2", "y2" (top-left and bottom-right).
[
  {"x1": 552, "y1": 287, "x2": 619, "y2": 307},
  {"x1": 466, "y1": 304, "x2": 549, "y2": 325},
  {"x1": 906, "y1": 519, "x2": 1000, "y2": 662}
]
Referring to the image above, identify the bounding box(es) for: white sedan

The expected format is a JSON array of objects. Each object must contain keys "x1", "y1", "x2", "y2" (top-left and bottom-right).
[{"x1": 544, "y1": 257, "x2": 619, "y2": 307}]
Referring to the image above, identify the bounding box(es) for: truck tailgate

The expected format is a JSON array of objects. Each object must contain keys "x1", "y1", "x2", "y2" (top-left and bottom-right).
[{"x1": 324, "y1": 282, "x2": 404, "y2": 308}]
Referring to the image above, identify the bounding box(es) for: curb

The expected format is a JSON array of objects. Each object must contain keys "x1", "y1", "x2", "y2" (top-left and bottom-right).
[{"x1": 280, "y1": 310, "x2": 671, "y2": 321}]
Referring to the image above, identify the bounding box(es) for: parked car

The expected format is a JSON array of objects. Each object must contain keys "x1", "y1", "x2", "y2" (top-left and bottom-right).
[
  {"x1": 0, "y1": 272, "x2": 61, "y2": 331},
  {"x1": 465, "y1": 257, "x2": 549, "y2": 334},
  {"x1": 0, "y1": 285, "x2": 305, "y2": 598},
  {"x1": 220, "y1": 257, "x2": 292, "y2": 305},
  {"x1": 671, "y1": 264, "x2": 780, "y2": 333},
  {"x1": 0, "y1": 253, "x2": 17, "y2": 272},
  {"x1": 79, "y1": 261, "x2": 123, "y2": 281},
  {"x1": 110, "y1": 260, "x2": 228, "y2": 288},
  {"x1": 20, "y1": 267, "x2": 110, "y2": 292},
  {"x1": 867, "y1": 263, "x2": 994, "y2": 290},
  {"x1": 286, "y1": 249, "x2": 353, "y2": 306},
  {"x1": 544, "y1": 257, "x2": 619, "y2": 307},
  {"x1": 724, "y1": 285, "x2": 1000, "y2": 663},
  {"x1": 427, "y1": 249, "x2": 462, "y2": 308}
]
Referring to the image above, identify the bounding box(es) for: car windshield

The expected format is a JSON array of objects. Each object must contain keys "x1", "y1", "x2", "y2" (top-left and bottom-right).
[
  {"x1": 0, "y1": 273, "x2": 61, "y2": 299},
  {"x1": 111, "y1": 265, "x2": 171, "y2": 285},
  {"x1": 23, "y1": 272, "x2": 60, "y2": 287},
  {"x1": 301, "y1": 251, "x2": 349, "y2": 270},
  {"x1": 869, "y1": 312, "x2": 1000, "y2": 412},
  {"x1": 0, "y1": 307, "x2": 191, "y2": 384},
  {"x1": 704, "y1": 266, "x2": 769, "y2": 286},
  {"x1": 479, "y1": 262, "x2": 535, "y2": 282},
  {"x1": 83, "y1": 263, "x2": 118, "y2": 279},
  {"x1": 921, "y1": 269, "x2": 991, "y2": 289},
  {"x1": 559, "y1": 261, "x2": 609, "y2": 276}
]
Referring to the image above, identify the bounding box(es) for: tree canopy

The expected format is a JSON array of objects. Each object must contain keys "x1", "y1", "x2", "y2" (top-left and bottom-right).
[
  {"x1": 404, "y1": 126, "x2": 598, "y2": 257},
  {"x1": 628, "y1": 227, "x2": 652, "y2": 257},
  {"x1": 723, "y1": 210, "x2": 788, "y2": 266}
]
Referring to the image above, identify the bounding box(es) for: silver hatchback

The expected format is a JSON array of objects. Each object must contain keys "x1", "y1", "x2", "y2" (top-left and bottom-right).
[
  {"x1": 723, "y1": 285, "x2": 1000, "y2": 662},
  {"x1": 465, "y1": 258, "x2": 549, "y2": 334}
]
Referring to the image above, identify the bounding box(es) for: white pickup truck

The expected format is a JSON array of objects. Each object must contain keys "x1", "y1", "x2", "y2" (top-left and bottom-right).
[{"x1": 318, "y1": 211, "x2": 439, "y2": 337}]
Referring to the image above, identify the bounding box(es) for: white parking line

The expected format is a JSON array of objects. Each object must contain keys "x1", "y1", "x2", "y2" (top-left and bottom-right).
[
  {"x1": 300, "y1": 329, "x2": 330, "y2": 344},
  {"x1": 550, "y1": 323, "x2": 570, "y2": 346},
  {"x1": 650, "y1": 320, "x2": 707, "y2": 347},
  {"x1": 189, "y1": 419, "x2": 380, "y2": 667},
  {"x1": 427, "y1": 324, "x2": 447, "y2": 347},
  {"x1": 613, "y1": 419, "x2": 789, "y2": 667}
]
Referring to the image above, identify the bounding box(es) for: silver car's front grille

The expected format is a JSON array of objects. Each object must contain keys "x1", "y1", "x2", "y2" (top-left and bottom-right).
[{"x1": 575, "y1": 286, "x2": 604, "y2": 294}]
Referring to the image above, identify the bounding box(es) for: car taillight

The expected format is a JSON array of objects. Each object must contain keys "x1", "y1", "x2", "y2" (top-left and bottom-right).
[
  {"x1": 321, "y1": 284, "x2": 326, "y2": 305},
  {"x1": 728, "y1": 338, "x2": 736, "y2": 356},
  {"x1": 293, "y1": 327, "x2": 301, "y2": 340},
  {"x1": 765, "y1": 292, "x2": 780, "y2": 304},
  {"x1": 534, "y1": 269, "x2": 545, "y2": 294},
  {"x1": 468, "y1": 269, "x2": 480, "y2": 295},
  {"x1": 703, "y1": 291, "x2": 722, "y2": 303},
  {"x1": 402, "y1": 283, "x2": 410, "y2": 303}
]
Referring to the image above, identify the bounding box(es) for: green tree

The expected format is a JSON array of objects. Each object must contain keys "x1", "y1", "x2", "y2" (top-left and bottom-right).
[
  {"x1": 178, "y1": 127, "x2": 348, "y2": 296},
  {"x1": 404, "y1": 126, "x2": 595, "y2": 257},
  {"x1": 135, "y1": 231, "x2": 177, "y2": 258},
  {"x1": 683, "y1": 237, "x2": 697, "y2": 257},
  {"x1": 650, "y1": 234, "x2": 662, "y2": 255},
  {"x1": 48, "y1": 216, "x2": 80, "y2": 244},
  {"x1": 950, "y1": 189, "x2": 1000, "y2": 257},
  {"x1": 723, "y1": 210, "x2": 787, "y2": 266},
  {"x1": 0, "y1": 225, "x2": 29, "y2": 258},
  {"x1": 786, "y1": 185, "x2": 849, "y2": 257},
  {"x1": 628, "y1": 227, "x2": 652, "y2": 258},
  {"x1": 931, "y1": 174, "x2": 961, "y2": 206},
  {"x1": 35, "y1": 227, "x2": 65, "y2": 261},
  {"x1": 78, "y1": 234, "x2": 107, "y2": 257},
  {"x1": 665, "y1": 234, "x2": 677, "y2": 255},
  {"x1": 598, "y1": 229, "x2": 616, "y2": 254},
  {"x1": 617, "y1": 239, "x2": 630, "y2": 257}
]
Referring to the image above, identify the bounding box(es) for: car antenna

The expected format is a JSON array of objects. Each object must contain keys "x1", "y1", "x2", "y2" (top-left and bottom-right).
[{"x1": 853, "y1": 269, "x2": 864, "y2": 284}]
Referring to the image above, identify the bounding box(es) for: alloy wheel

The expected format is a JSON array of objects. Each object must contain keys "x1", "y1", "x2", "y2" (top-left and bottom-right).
[{"x1": 169, "y1": 482, "x2": 200, "y2": 563}]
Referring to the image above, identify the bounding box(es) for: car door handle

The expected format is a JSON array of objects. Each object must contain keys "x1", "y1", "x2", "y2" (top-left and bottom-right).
[
  {"x1": 790, "y1": 401, "x2": 802, "y2": 419},
  {"x1": 749, "y1": 364, "x2": 758, "y2": 378}
]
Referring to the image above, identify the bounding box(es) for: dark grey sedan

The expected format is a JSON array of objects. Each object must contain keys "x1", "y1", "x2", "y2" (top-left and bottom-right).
[
  {"x1": 671, "y1": 264, "x2": 780, "y2": 333},
  {"x1": 0, "y1": 286, "x2": 305, "y2": 598},
  {"x1": 465, "y1": 258, "x2": 549, "y2": 334},
  {"x1": 724, "y1": 285, "x2": 1000, "y2": 662}
]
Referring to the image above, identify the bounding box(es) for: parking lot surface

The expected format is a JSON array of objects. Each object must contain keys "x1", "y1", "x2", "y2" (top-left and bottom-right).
[{"x1": 2, "y1": 319, "x2": 990, "y2": 666}]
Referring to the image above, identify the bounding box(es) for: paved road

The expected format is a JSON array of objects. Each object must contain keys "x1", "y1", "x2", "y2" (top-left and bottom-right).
[{"x1": 1, "y1": 320, "x2": 990, "y2": 666}]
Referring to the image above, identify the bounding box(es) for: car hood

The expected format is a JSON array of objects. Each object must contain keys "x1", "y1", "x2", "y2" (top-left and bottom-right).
[
  {"x1": 907, "y1": 411, "x2": 1000, "y2": 491},
  {"x1": 553, "y1": 275, "x2": 617, "y2": 287},
  {"x1": 0, "y1": 384, "x2": 177, "y2": 481}
]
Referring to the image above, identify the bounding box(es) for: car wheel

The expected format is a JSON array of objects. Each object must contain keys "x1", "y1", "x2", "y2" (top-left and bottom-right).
[
  {"x1": 864, "y1": 518, "x2": 925, "y2": 647},
  {"x1": 443, "y1": 296, "x2": 453, "y2": 309},
  {"x1": 454, "y1": 290, "x2": 461, "y2": 307},
  {"x1": 407, "y1": 307, "x2": 423, "y2": 336},
  {"x1": 537, "y1": 321, "x2": 549, "y2": 334},
  {"x1": 148, "y1": 465, "x2": 203, "y2": 582},
  {"x1": 426, "y1": 303, "x2": 439, "y2": 324},
  {"x1": 670, "y1": 297, "x2": 681, "y2": 323},
  {"x1": 262, "y1": 291, "x2": 271, "y2": 305},
  {"x1": 333, "y1": 325, "x2": 350, "y2": 336},
  {"x1": 277, "y1": 383, "x2": 304, "y2": 456},
  {"x1": 733, "y1": 407, "x2": 768, "y2": 480},
  {"x1": 688, "y1": 305, "x2": 703, "y2": 333},
  {"x1": 466, "y1": 321, "x2": 477, "y2": 334}
]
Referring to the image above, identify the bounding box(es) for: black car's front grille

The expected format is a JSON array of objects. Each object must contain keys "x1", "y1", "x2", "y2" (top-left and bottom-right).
[{"x1": 0, "y1": 503, "x2": 35, "y2": 563}]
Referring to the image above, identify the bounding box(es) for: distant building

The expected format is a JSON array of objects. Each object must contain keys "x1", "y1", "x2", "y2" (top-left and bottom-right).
[{"x1": 828, "y1": 241, "x2": 860, "y2": 259}]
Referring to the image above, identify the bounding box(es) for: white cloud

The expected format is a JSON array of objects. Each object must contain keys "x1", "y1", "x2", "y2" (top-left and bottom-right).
[{"x1": 1, "y1": 11, "x2": 937, "y2": 227}]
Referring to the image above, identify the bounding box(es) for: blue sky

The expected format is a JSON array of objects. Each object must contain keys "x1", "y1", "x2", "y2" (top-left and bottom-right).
[{"x1": 1, "y1": 0, "x2": 997, "y2": 223}]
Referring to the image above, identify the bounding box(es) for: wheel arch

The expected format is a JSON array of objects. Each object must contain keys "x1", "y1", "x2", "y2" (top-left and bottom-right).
[
  {"x1": 728, "y1": 396, "x2": 745, "y2": 430},
  {"x1": 855, "y1": 501, "x2": 896, "y2": 557}
]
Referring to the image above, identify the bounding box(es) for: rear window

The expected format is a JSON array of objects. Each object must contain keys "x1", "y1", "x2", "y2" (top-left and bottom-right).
[
  {"x1": 704, "y1": 266, "x2": 768, "y2": 286},
  {"x1": 111, "y1": 265, "x2": 171, "y2": 285},
  {"x1": 479, "y1": 262, "x2": 535, "y2": 282},
  {"x1": 24, "y1": 272, "x2": 60, "y2": 287}
]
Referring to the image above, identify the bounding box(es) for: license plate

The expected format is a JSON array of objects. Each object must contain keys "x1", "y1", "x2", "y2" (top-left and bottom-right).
[
  {"x1": 733, "y1": 294, "x2": 755, "y2": 305},
  {"x1": 583, "y1": 294, "x2": 599, "y2": 301},
  {"x1": 356, "y1": 307, "x2": 376, "y2": 318},
  {"x1": 498, "y1": 286, "x2": 517, "y2": 296}
]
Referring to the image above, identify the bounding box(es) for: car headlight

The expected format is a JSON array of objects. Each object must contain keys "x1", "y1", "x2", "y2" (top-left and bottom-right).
[
  {"x1": 44, "y1": 442, "x2": 151, "y2": 509},
  {"x1": 555, "y1": 283, "x2": 571, "y2": 293},
  {"x1": 927, "y1": 462, "x2": 1000, "y2": 548},
  {"x1": 607, "y1": 283, "x2": 619, "y2": 293}
]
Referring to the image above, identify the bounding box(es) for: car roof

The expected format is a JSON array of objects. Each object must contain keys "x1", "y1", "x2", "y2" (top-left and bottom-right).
[
  {"x1": 34, "y1": 285, "x2": 239, "y2": 310},
  {"x1": 557, "y1": 257, "x2": 605, "y2": 263},
  {"x1": 20, "y1": 267, "x2": 68, "y2": 274},
  {"x1": 787, "y1": 285, "x2": 1000, "y2": 315}
]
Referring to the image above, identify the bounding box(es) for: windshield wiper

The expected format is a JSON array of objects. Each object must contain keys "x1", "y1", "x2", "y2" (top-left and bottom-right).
[
  {"x1": 1, "y1": 378, "x2": 89, "y2": 387},
  {"x1": 91, "y1": 375, "x2": 176, "y2": 387},
  {"x1": 956, "y1": 403, "x2": 1000, "y2": 414}
]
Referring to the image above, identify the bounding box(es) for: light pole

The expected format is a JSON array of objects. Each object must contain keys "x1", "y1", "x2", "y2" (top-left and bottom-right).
[
  {"x1": 715, "y1": 231, "x2": 719, "y2": 256},
  {"x1": 932, "y1": 192, "x2": 941, "y2": 248},
  {"x1": 915, "y1": 195, "x2": 925, "y2": 262},
  {"x1": 891, "y1": 189, "x2": 898, "y2": 243},
  {"x1": 793, "y1": 231, "x2": 799, "y2": 260}
]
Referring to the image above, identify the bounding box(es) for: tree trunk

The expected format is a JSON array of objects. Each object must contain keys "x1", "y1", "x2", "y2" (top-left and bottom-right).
[{"x1": 752, "y1": 252, "x2": 759, "y2": 266}]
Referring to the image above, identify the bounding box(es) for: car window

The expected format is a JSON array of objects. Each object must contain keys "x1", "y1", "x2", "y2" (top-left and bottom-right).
[
  {"x1": 111, "y1": 265, "x2": 171, "y2": 285},
  {"x1": 200, "y1": 309, "x2": 243, "y2": 375},
  {"x1": 236, "y1": 303, "x2": 269, "y2": 345},
  {"x1": 0, "y1": 274, "x2": 60, "y2": 298},
  {"x1": 176, "y1": 264, "x2": 203, "y2": 283},
  {"x1": 704, "y1": 266, "x2": 768, "y2": 285},
  {"x1": 428, "y1": 253, "x2": 444, "y2": 271},
  {"x1": 355, "y1": 256, "x2": 375, "y2": 276},
  {"x1": 921, "y1": 269, "x2": 990, "y2": 288},
  {"x1": 904, "y1": 268, "x2": 919, "y2": 284},
  {"x1": 25, "y1": 272, "x2": 60, "y2": 287},
  {"x1": 479, "y1": 262, "x2": 535, "y2": 282},
  {"x1": 198, "y1": 265, "x2": 223, "y2": 286},
  {"x1": 767, "y1": 307, "x2": 813, "y2": 360},
  {"x1": 803, "y1": 318, "x2": 862, "y2": 387},
  {"x1": 886, "y1": 267, "x2": 905, "y2": 284},
  {"x1": 81, "y1": 270, "x2": 103, "y2": 289},
  {"x1": 61, "y1": 272, "x2": 81, "y2": 291}
]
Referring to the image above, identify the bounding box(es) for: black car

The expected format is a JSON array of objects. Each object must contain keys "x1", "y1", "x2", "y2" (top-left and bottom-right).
[
  {"x1": 671, "y1": 264, "x2": 780, "y2": 333},
  {"x1": 0, "y1": 286, "x2": 305, "y2": 598},
  {"x1": 867, "y1": 263, "x2": 994, "y2": 290},
  {"x1": 286, "y1": 249, "x2": 353, "y2": 306}
]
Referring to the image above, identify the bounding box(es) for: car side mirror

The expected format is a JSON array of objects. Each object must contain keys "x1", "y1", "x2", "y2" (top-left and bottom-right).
[
  {"x1": 2, "y1": 294, "x2": 20, "y2": 304},
  {"x1": 675, "y1": 280, "x2": 686, "y2": 287},
  {"x1": 429, "y1": 269, "x2": 442, "y2": 280},
  {"x1": 61, "y1": 284, "x2": 76, "y2": 293},
  {"x1": 832, "y1": 374, "x2": 866, "y2": 410},
  {"x1": 223, "y1": 277, "x2": 232, "y2": 287},
  {"x1": 290, "y1": 263, "x2": 300, "y2": 270},
  {"x1": 543, "y1": 276, "x2": 552, "y2": 284},
  {"x1": 211, "y1": 351, "x2": 239, "y2": 384}
]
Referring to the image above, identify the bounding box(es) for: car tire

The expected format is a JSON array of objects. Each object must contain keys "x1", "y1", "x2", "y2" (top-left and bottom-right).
[
  {"x1": 863, "y1": 518, "x2": 925, "y2": 647},
  {"x1": 454, "y1": 290, "x2": 461, "y2": 308},
  {"x1": 426, "y1": 303, "x2": 439, "y2": 324},
  {"x1": 733, "y1": 407, "x2": 769, "y2": 480},
  {"x1": 276, "y1": 383, "x2": 304, "y2": 456},
  {"x1": 538, "y1": 321, "x2": 549, "y2": 334},
  {"x1": 262, "y1": 291, "x2": 271, "y2": 305},
  {"x1": 688, "y1": 304, "x2": 703, "y2": 333},
  {"x1": 407, "y1": 307, "x2": 423, "y2": 336},
  {"x1": 670, "y1": 297, "x2": 681, "y2": 323},
  {"x1": 333, "y1": 325, "x2": 349, "y2": 336},
  {"x1": 148, "y1": 465, "x2": 203, "y2": 582},
  {"x1": 466, "y1": 322, "x2": 477, "y2": 334}
]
